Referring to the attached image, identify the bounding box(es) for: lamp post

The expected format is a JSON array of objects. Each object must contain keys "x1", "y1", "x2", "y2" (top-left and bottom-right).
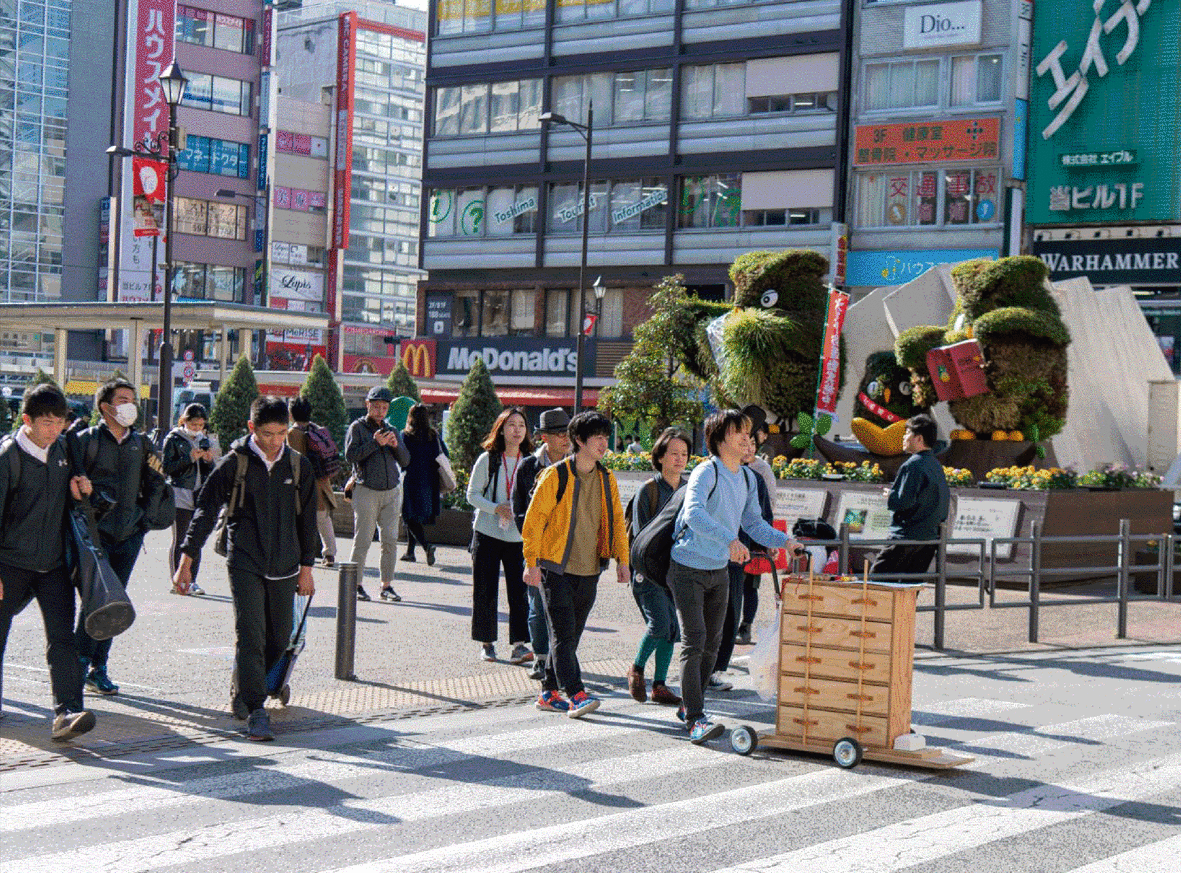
[
  {"x1": 592, "y1": 274, "x2": 604, "y2": 336},
  {"x1": 108, "y1": 59, "x2": 188, "y2": 438},
  {"x1": 539, "y1": 104, "x2": 593, "y2": 413}
]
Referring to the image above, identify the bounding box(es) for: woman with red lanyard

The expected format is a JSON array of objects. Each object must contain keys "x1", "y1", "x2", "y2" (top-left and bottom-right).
[{"x1": 466, "y1": 407, "x2": 535, "y2": 664}]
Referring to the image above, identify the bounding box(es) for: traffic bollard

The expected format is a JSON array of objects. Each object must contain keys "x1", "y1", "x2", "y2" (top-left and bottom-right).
[{"x1": 335, "y1": 561, "x2": 358, "y2": 680}]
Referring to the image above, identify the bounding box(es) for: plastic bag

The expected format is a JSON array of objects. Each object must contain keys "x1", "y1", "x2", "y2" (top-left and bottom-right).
[{"x1": 747, "y1": 607, "x2": 781, "y2": 702}]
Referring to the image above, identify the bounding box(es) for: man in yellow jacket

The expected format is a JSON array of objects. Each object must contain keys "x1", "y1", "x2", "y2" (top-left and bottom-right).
[{"x1": 523, "y1": 410, "x2": 629, "y2": 717}]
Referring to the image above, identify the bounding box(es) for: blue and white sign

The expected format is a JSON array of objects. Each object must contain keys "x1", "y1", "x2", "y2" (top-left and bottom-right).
[{"x1": 846, "y1": 248, "x2": 999, "y2": 286}]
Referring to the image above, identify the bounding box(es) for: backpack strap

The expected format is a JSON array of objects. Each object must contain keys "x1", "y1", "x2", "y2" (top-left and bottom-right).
[
  {"x1": 84, "y1": 430, "x2": 99, "y2": 472},
  {"x1": 289, "y1": 446, "x2": 302, "y2": 516},
  {"x1": 644, "y1": 477, "x2": 660, "y2": 521},
  {"x1": 2, "y1": 436, "x2": 20, "y2": 520},
  {"x1": 553, "y1": 459, "x2": 570, "y2": 506},
  {"x1": 598, "y1": 464, "x2": 615, "y2": 555},
  {"x1": 483, "y1": 450, "x2": 502, "y2": 500},
  {"x1": 226, "y1": 450, "x2": 248, "y2": 517}
]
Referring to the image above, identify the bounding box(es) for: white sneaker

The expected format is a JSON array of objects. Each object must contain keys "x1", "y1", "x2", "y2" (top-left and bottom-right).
[{"x1": 706, "y1": 673, "x2": 733, "y2": 692}]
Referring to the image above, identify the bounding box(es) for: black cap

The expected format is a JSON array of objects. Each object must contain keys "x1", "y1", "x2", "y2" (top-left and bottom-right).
[{"x1": 366, "y1": 386, "x2": 393, "y2": 402}]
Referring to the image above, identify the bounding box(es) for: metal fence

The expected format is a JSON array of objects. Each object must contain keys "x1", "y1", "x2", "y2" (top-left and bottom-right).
[{"x1": 806, "y1": 518, "x2": 1179, "y2": 651}]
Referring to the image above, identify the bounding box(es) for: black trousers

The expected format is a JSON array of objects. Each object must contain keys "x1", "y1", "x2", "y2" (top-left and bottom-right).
[
  {"x1": 0, "y1": 561, "x2": 84, "y2": 715},
  {"x1": 170, "y1": 508, "x2": 200, "y2": 583},
  {"x1": 870, "y1": 542, "x2": 938, "y2": 584},
  {"x1": 714, "y1": 562, "x2": 747, "y2": 673},
  {"x1": 539, "y1": 570, "x2": 598, "y2": 697},
  {"x1": 404, "y1": 520, "x2": 430, "y2": 554},
  {"x1": 229, "y1": 568, "x2": 298, "y2": 713},
  {"x1": 470, "y1": 533, "x2": 528, "y2": 644}
]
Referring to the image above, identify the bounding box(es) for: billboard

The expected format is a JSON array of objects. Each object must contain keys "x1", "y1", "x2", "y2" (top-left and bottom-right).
[{"x1": 1027, "y1": 0, "x2": 1181, "y2": 224}]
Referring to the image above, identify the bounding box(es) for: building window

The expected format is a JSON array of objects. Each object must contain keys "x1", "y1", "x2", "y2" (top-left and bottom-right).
[
  {"x1": 453, "y1": 289, "x2": 480, "y2": 336},
  {"x1": 172, "y1": 262, "x2": 246, "y2": 302},
  {"x1": 854, "y1": 166, "x2": 1001, "y2": 228},
  {"x1": 511, "y1": 289, "x2": 536, "y2": 335},
  {"x1": 545, "y1": 288, "x2": 569, "y2": 337},
  {"x1": 863, "y1": 59, "x2": 940, "y2": 112},
  {"x1": 547, "y1": 181, "x2": 609, "y2": 233},
  {"x1": 678, "y1": 174, "x2": 741, "y2": 229},
  {"x1": 609, "y1": 179, "x2": 668, "y2": 231},
  {"x1": 950, "y1": 53, "x2": 1003, "y2": 106},
  {"x1": 680, "y1": 63, "x2": 746, "y2": 119},
  {"x1": 553, "y1": 68, "x2": 672, "y2": 128},
  {"x1": 747, "y1": 92, "x2": 837, "y2": 115},
  {"x1": 181, "y1": 73, "x2": 252, "y2": 116},
  {"x1": 742, "y1": 208, "x2": 829, "y2": 226},
  {"x1": 433, "y1": 79, "x2": 543, "y2": 136},
  {"x1": 176, "y1": 7, "x2": 254, "y2": 54},
  {"x1": 175, "y1": 136, "x2": 250, "y2": 179},
  {"x1": 173, "y1": 197, "x2": 247, "y2": 240}
]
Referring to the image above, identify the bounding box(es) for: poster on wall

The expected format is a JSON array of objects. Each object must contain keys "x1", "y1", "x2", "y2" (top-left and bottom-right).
[
  {"x1": 1027, "y1": 0, "x2": 1181, "y2": 224},
  {"x1": 833, "y1": 491, "x2": 893, "y2": 542}
]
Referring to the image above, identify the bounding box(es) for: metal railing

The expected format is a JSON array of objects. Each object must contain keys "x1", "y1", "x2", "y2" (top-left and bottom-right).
[{"x1": 798, "y1": 518, "x2": 1177, "y2": 651}]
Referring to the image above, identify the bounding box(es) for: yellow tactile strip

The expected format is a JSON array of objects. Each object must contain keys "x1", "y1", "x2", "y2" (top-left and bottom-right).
[{"x1": 0, "y1": 657, "x2": 636, "y2": 771}]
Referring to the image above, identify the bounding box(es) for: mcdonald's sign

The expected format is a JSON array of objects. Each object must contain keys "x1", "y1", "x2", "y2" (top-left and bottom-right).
[{"x1": 399, "y1": 339, "x2": 437, "y2": 379}]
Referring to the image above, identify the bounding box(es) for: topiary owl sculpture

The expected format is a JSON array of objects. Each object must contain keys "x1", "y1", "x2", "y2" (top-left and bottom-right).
[
  {"x1": 894, "y1": 256, "x2": 1070, "y2": 441},
  {"x1": 850, "y1": 351, "x2": 931, "y2": 456},
  {"x1": 669, "y1": 250, "x2": 841, "y2": 446}
]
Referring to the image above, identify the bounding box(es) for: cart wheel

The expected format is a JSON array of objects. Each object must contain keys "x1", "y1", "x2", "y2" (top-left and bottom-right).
[
  {"x1": 278, "y1": 684, "x2": 291, "y2": 706},
  {"x1": 833, "y1": 737, "x2": 863, "y2": 769},
  {"x1": 730, "y1": 725, "x2": 758, "y2": 756}
]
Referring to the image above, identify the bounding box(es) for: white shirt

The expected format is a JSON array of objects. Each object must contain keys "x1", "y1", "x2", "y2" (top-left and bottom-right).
[
  {"x1": 15, "y1": 426, "x2": 50, "y2": 465},
  {"x1": 249, "y1": 435, "x2": 281, "y2": 472}
]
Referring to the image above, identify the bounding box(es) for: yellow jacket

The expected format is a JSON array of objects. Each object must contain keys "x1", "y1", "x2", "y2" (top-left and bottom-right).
[{"x1": 521, "y1": 457, "x2": 630, "y2": 574}]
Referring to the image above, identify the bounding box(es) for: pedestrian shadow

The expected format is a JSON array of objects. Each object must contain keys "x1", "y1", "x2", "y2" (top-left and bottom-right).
[{"x1": 914, "y1": 650, "x2": 1181, "y2": 685}]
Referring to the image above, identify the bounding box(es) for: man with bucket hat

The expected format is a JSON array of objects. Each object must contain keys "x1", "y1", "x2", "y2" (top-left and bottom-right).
[
  {"x1": 512, "y1": 408, "x2": 571, "y2": 681},
  {"x1": 344, "y1": 386, "x2": 410, "y2": 602}
]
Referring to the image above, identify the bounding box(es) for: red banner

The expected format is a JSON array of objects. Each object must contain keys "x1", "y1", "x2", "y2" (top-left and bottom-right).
[
  {"x1": 815, "y1": 287, "x2": 850, "y2": 417},
  {"x1": 133, "y1": 157, "x2": 165, "y2": 202},
  {"x1": 332, "y1": 13, "x2": 356, "y2": 250},
  {"x1": 133, "y1": 0, "x2": 176, "y2": 151}
]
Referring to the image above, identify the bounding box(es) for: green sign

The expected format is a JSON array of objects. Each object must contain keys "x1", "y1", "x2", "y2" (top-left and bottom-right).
[{"x1": 1027, "y1": 0, "x2": 1181, "y2": 224}]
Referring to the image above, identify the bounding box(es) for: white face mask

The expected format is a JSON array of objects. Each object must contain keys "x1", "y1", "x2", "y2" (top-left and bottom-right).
[
  {"x1": 185, "y1": 426, "x2": 204, "y2": 438},
  {"x1": 112, "y1": 402, "x2": 138, "y2": 428}
]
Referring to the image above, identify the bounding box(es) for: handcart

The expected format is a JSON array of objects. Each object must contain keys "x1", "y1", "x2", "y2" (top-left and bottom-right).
[{"x1": 731, "y1": 559, "x2": 973, "y2": 771}]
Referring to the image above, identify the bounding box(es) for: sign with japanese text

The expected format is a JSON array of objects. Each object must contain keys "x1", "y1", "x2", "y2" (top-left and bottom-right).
[
  {"x1": 1027, "y1": 0, "x2": 1181, "y2": 224},
  {"x1": 854, "y1": 118, "x2": 1000, "y2": 166},
  {"x1": 332, "y1": 12, "x2": 356, "y2": 250},
  {"x1": 815, "y1": 287, "x2": 850, "y2": 417},
  {"x1": 773, "y1": 487, "x2": 829, "y2": 526},
  {"x1": 947, "y1": 497, "x2": 1020, "y2": 559},
  {"x1": 834, "y1": 491, "x2": 893, "y2": 542},
  {"x1": 845, "y1": 248, "x2": 999, "y2": 287}
]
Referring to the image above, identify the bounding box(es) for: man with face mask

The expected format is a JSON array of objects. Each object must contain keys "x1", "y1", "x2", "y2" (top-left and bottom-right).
[{"x1": 75, "y1": 377, "x2": 171, "y2": 695}]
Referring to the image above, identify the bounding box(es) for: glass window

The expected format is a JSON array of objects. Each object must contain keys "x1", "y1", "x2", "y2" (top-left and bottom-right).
[
  {"x1": 855, "y1": 167, "x2": 1000, "y2": 229},
  {"x1": 678, "y1": 174, "x2": 741, "y2": 229},
  {"x1": 486, "y1": 186, "x2": 516, "y2": 236},
  {"x1": 177, "y1": 135, "x2": 212, "y2": 174},
  {"x1": 646, "y1": 69, "x2": 672, "y2": 120},
  {"x1": 209, "y1": 76, "x2": 248, "y2": 115},
  {"x1": 494, "y1": 0, "x2": 522, "y2": 30},
  {"x1": 435, "y1": 86, "x2": 461, "y2": 136},
  {"x1": 599, "y1": 288, "x2": 623, "y2": 337},
  {"x1": 587, "y1": 73, "x2": 613, "y2": 126},
  {"x1": 523, "y1": 0, "x2": 546, "y2": 27},
  {"x1": 553, "y1": 76, "x2": 582, "y2": 123},
  {"x1": 713, "y1": 64, "x2": 745, "y2": 117},
  {"x1": 459, "y1": 84, "x2": 488, "y2": 134},
  {"x1": 177, "y1": 6, "x2": 213, "y2": 47},
  {"x1": 866, "y1": 59, "x2": 940, "y2": 111},
  {"x1": 490, "y1": 80, "x2": 519, "y2": 132},
  {"x1": 557, "y1": 0, "x2": 585, "y2": 23},
  {"x1": 511, "y1": 289, "x2": 535, "y2": 335},
  {"x1": 175, "y1": 197, "x2": 208, "y2": 236},
  {"x1": 681, "y1": 65, "x2": 713, "y2": 120},
  {"x1": 614, "y1": 72, "x2": 645, "y2": 123},
  {"x1": 456, "y1": 187, "x2": 485, "y2": 236},
  {"x1": 545, "y1": 288, "x2": 568, "y2": 337},
  {"x1": 548, "y1": 182, "x2": 580, "y2": 233},
  {"x1": 207, "y1": 265, "x2": 240, "y2": 302},
  {"x1": 207, "y1": 202, "x2": 244, "y2": 239},
  {"x1": 482, "y1": 290, "x2": 510, "y2": 336},
  {"x1": 976, "y1": 54, "x2": 1002, "y2": 102},
  {"x1": 518, "y1": 78, "x2": 542, "y2": 130},
  {"x1": 173, "y1": 262, "x2": 208, "y2": 299},
  {"x1": 469, "y1": 0, "x2": 492, "y2": 31},
  {"x1": 213, "y1": 13, "x2": 246, "y2": 53},
  {"x1": 453, "y1": 289, "x2": 479, "y2": 336},
  {"x1": 611, "y1": 179, "x2": 642, "y2": 231},
  {"x1": 181, "y1": 73, "x2": 214, "y2": 111}
]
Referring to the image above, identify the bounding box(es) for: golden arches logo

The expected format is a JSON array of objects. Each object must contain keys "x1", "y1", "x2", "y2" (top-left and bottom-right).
[{"x1": 400, "y1": 341, "x2": 435, "y2": 378}]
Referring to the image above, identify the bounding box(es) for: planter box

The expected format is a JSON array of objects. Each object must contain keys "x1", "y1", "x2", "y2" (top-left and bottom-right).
[
  {"x1": 1133, "y1": 549, "x2": 1181, "y2": 596},
  {"x1": 328, "y1": 494, "x2": 475, "y2": 548}
]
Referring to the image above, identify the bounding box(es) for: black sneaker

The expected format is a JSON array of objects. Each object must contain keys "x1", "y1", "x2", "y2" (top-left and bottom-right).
[
  {"x1": 231, "y1": 695, "x2": 250, "y2": 721},
  {"x1": 400, "y1": 551, "x2": 416, "y2": 562},
  {"x1": 357, "y1": 585, "x2": 371, "y2": 602},
  {"x1": 51, "y1": 710, "x2": 96, "y2": 742},
  {"x1": 528, "y1": 657, "x2": 546, "y2": 681},
  {"x1": 425, "y1": 545, "x2": 436, "y2": 566},
  {"x1": 379, "y1": 586, "x2": 401, "y2": 602},
  {"x1": 245, "y1": 709, "x2": 275, "y2": 741}
]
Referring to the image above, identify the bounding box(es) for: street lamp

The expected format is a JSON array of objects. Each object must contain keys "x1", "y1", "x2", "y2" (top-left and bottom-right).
[
  {"x1": 539, "y1": 104, "x2": 593, "y2": 413},
  {"x1": 592, "y1": 275, "x2": 605, "y2": 336},
  {"x1": 108, "y1": 59, "x2": 188, "y2": 439}
]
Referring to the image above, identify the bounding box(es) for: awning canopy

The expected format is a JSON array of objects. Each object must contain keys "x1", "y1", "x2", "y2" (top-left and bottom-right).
[{"x1": 420, "y1": 386, "x2": 599, "y2": 407}]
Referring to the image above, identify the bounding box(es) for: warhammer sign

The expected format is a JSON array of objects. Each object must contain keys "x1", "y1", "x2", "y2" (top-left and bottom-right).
[{"x1": 1033, "y1": 237, "x2": 1181, "y2": 285}]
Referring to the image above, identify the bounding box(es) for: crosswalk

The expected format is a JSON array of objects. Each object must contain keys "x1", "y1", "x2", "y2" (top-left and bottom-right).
[{"x1": 4, "y1": 689, "x2": 1178, "y2": 873}]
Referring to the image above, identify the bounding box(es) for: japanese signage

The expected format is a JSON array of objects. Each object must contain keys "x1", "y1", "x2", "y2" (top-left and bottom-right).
[
  {"x1": 332, "y1": 12, "x2": 356, "y2": 250},
  {"x1": 426, "y1": 294, "x2": 453, "y2": 337},
  {"x1": 845, "y1": 248, "x2": 998, "y2": 287},
  {"x1": 902, "y1": 1, "x2": 982, "y2": 50},
  {"x1": 271, "y1": 266, "x2": 324, "y2": 303},
  {"x1": 834, "y1": 491, "x2": 893, "y2": 542},
  {"x1": 1028, "y1": 0, "x2": 1181, "y2": 224},
  {"x1": 276, "y1": 130, "x2": 329, "y2": 158},
  {"x1": 774, "y1": 488, "x2": 829, "y2": 526},
  {"x1": 947, "y1": 497, "x2": 1020, "y2": 559},
  {"x1": 854, "y1": 118, "x2": 1001, "y2": 166},
  {"x1": 815, "y1": 287, "x2": 850, "y2": 418},
  {"x1": 132, "y1": 0, "x2": 175, "y2": 151},
  {"x1": 436, "y1": 338, "x2": 593, "y2": 378},
  {"x1": 273, "y1": 186, "x2": 327, "y2": 212},
  {"x1": 1032, "y1": 237, "x2": 1181, "y2": 286}
]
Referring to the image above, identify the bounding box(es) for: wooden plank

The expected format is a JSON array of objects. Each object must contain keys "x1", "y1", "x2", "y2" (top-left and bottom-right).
[
  {"x1": 756, "y1": 733, "x2": 975, "y2": 770},
  {"x1": 779, "y1": 578, "x2": 896, "y2": 622},
  {"x1": 779, "y1": 613, "x2": 893, "y2": 654},
  {"x1": 887, "y1": 587, "x2": 917, "y2": 743},
  {"x1": 775, "y1": 704, "x2": 890, "y2": 748},
  {"x1": 780, "y1": 644, "x2": 891, "y2": 685},
  {"x1": 776, "y1": 674, "x2": 890, "y2": 717}
]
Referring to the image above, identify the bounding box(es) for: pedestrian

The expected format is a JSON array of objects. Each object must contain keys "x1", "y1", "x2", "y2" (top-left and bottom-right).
[
  {"x1": 713, "y1": 432, "x2": 776, "y2": 682},
  {"x1": 625, "y1": 427, "x2": 690, "y2": 707},
  {"x1": 172, "y1": 396, "x2": 317, "y2": 741},
  {"x1": 286, "y1": 396, "x2": 339, "y2": 568},
  {"x1": 75, "y1": 377, "x2": 172, "y2": 696},
  {"x1": 669, "y1": 409, "x2": 802, "y2": 744},
  {"x1": 626, "y1": 434, "x2": 644, "y2": 453},
  {"x1": 344, "y1": 386, "x2": 410, "y2": 602},
  {"x1": 162, "y1": 403, "x2": 219, "y2": 596},
  {"x1": 467, "y1": 407, "x2": 534, "y2": 664},
  {"x1": 735, "y1": 405, "x2": 778, "y2": 645},
  {"x1": 870, "y1": 413, "x2": 950, "y2": 582},
  {"x1": 0, "y1": 384, "x2": 96, "y2": 741},
  {"x1": 522, "y1": 410, "x2": 629, "y2": 717},
  {"x1": 399, "y1": 404, "x2": 446, "y2": 567},
  {"x1": 512, "y1": 407, "x2": 571, "y2": 681}
]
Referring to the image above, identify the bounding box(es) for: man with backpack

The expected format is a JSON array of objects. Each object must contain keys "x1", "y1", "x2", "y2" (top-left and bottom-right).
[
  {"x1": 287, "y1": 396, "x2": 340, "y2": 567},
  {"x1": 512, "y1": 407, "x2": 570, "y2": 682},
  {"x1": 0, "y1": 384, "x2": 97, "y2": 741},
  {"x1": 173, "y1": 396, "x2": 317, "y2": 741},
  {"x1": 522, "y1": 411, "x2": 629, "y2": 717},
  {"x1": 666, "y1": 409, "x2": 802, "y2": 744}
]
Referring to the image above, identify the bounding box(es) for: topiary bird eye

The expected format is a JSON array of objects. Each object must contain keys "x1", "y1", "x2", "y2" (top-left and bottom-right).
[
  {"x1": 760, "y1": 290, "x2": 779, "y2": 308},
  {"x1": 867, "y1": 380, "x2": 881, "y2": 398},
  {"x1": 899, "y1": 381, "x2": 913, "y2": 396}
]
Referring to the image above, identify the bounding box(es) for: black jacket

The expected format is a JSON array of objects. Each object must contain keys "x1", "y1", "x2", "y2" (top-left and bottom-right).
[
  {"x1": 887, "y1": 449, "x2": 950, "y2": 541},
  {"x1": 513, "y1": 446, "x2": 553, "y2": 532},
  {"x1": 181, "y1": 437, "x2": 317, "y2": 578},
  {"x1": 162, "y1": 427, "x2": 214, "y2": 492},
  {"x1": 345, "y1": 416, "x2": 409, "y2": 491},
  {"x1": 77, "y1": 422, "x2": 168, "y2": 542},
  {"x1": 0, "y1": 434, "x2": 71, "y2": 573}
]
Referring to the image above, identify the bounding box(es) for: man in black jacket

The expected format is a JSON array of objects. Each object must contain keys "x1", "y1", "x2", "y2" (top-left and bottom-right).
[
  {"x1": 0, "y1": 384, "x2": 96, "y2": 740},
  {"x1": 344, "y1": 386, "x2": 410, "y2": 602},
  {"x1": 75, "y1": 377, "x2": 171, "y2": 696},
  {"x1": 871, "y1": 413, "x2": 950, "y2": 583},
  {"x1": 173, "y1": 396, "x2": 317, "y2": 741}
]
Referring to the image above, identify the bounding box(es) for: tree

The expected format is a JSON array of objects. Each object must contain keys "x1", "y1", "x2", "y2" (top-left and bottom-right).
[
  {"x1": 27, "y1": 368, "x2": 59, "y2": 390},
  {"x1": 210, "y1": 354, "x2": 259, "y2": 445},
  {"x1": 301, "y1": 354, "x2": 348, "y2": 450},
  {"x1": 445, "y1": 357, "x2": 501, "y2": 472},
  {"x1": 386, "y1": 359, "x2": 422, "y2": 403},
  {"x1": 600, "y1": 274, "x2": 704, "y2": 441}
]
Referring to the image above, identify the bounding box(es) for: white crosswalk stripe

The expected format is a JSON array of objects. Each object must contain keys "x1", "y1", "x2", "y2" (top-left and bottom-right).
[
  {"x1": 967, "y1": 713, "x2": 1174, "y2": 758},
  {"x1": 1061, "y1": 833, "x2": 1181, "y2": 873}
]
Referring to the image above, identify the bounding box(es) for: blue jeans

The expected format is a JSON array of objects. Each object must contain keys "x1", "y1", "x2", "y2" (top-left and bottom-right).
[
  {"x1": 631, "y1": 576, "x2": 679, "y2": 643},
  {"x1": 527, "y1": 584, "x2": 549, "y2": 657},
  {"x1": 76, "y1": 530, "x2": 144, "y2": 669}
]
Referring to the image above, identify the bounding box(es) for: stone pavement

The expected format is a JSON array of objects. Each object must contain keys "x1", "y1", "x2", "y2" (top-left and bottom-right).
[{"x1": 2, "y1": 530, "x2": 1179, "y2": 770}]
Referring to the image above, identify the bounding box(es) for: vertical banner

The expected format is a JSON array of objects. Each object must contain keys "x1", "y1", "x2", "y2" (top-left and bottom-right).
[
  {"x1": 814, "y1": 286, "x2": 850, "y2": 419},
  {"x1": 829, "y1": 222, "x2": 848, "y2": 286},
  {"x1": 332, "y1": 12, "x2": 356, "y2": 250}
]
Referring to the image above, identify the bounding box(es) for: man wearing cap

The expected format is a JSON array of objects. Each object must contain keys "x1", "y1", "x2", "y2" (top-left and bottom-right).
[
  {"x1": 345, "y1": 387, "x2": 410, "y2": 602},
  {"x1": 512, "y1": 408, "x2": 570, "y2": 682}
]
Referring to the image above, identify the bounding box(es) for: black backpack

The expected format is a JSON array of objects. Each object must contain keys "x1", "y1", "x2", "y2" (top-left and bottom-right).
[
  {"x1": 630, "y1": 461, "x2": 730, "y2": 589},
  {"x1": 624, "y1": 477, "x2": 661, "y2": 546}
]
